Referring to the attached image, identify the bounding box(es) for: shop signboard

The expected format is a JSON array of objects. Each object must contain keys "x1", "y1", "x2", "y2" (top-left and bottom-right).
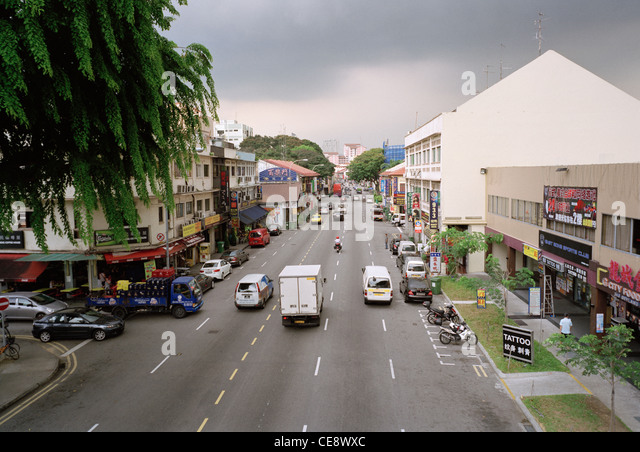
[
  {"x1": 429, "y1": 191, "x2": 439, "y2": 232},
  {"x1": 543, "y1": 186, "x2": 597, "y2": 228},
  {"x1": 95, "y1": 227, "x2": 149, "y2": 247},
  {"x1": 502, "y1": 324, "x2": 534, "y2": 364},
  {"x1": 477, "y1": 289, "x2": 486, "y2": 309},
  {"x1": 539, "y1": 230, "x2": 592, "y2": 267},
  {"x1": 430, "y1": 252, "x2": 441, "y2": 275},
  {"x1": 594, "y1": 260, "x2": 640, "y2": 309},
  {"x1": 0, "y1": 231, "x2": 24, "y2": 249},
  {"x1": 259, "y1": 167, "x2": 297, "y2": 182},
  {"x1": 528, "y1": 287, "x2": 541, "y2": 316}
]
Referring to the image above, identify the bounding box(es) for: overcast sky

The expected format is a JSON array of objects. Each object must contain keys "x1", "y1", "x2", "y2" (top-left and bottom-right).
[{"x1": 165, "y1": 0, "x2": 640, "y2": 152}]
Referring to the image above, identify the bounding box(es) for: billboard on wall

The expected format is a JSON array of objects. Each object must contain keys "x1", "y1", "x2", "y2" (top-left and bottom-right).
[
  {"x1": 260, "y1": 167, "x2": 297, "y2": 182},
  {"x1": 543, "y1": 186, "x2": 597, "y2": 228}
]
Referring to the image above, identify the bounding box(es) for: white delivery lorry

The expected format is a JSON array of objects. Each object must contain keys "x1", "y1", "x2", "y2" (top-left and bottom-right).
[{"x1": 278, "y1": 265, "x2": 326, "y2": 326}]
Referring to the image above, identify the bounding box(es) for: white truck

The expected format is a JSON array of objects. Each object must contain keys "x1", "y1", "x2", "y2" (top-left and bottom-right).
[{"x1": 278, "y1": 265, "x2": 325, "y2": 326}]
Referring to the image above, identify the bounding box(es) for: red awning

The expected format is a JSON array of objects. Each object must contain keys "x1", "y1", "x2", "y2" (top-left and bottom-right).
[
  {"x1": 0, "y1": 255, "x2": 48, "y2": 283},
  {"x1": 104, "y1": 242, "x2": 186, "y2": 264}
]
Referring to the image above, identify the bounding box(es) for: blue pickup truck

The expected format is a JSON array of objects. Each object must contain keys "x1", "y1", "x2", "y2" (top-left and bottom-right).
[{"x1": 87, "y1": 275, "x2": 203, "y2": 319}]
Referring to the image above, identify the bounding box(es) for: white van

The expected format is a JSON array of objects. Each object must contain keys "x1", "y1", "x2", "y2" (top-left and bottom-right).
[
  {"x1": 397, "y1": 240, "x2": 417, "y2": 257},
  {"x1": 362, "y1": 266, "x2": 393, "y2": 305},
  {"x1": 392, "y1": 213, "x2": 406, "y2": 225},
  {"x1": 403, "y1": 257, "x2": 427, "y2": 279},
  {"x1": 234, "y1": 274, "x2": 274, "y2": 309}
]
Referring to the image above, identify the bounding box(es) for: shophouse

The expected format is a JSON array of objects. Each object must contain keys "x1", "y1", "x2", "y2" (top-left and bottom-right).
[
  {"x1": 0, "y1": 121, "x2": 239, "y2": 293},
  {"x1": 257, "y1": 159, "x2": 321, "y2": 230},
  {"x1": 405, "y1": 50, "x2": 640, "y2": 274},
  {"x1": 379, "y1": 162, "x2": 406, "y2": 216},
  {"x1": 486, "y1": 163, "x2": 640, "y2": 337}
]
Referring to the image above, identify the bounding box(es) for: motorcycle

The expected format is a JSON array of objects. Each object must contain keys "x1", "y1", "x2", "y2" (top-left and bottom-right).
[
  {"x1": 438, "y1": 321, "x2": 477, "y2": 345},
  {"x1": 334, "y1": 243, "x2": 342, "y2": 253},
  {"x1": 424, "y1": 302, "x2": 460, "y2": 325}
]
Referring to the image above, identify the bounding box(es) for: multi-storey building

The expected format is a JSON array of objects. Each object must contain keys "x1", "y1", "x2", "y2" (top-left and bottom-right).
[
  {"x1": 405, "y1": 50, "x2": 640, "y2": 276},
  {"x1": 344, "y1": 143, "x2": 366, "y2": 162},
  {"x1": 0, "y1": 121, "x2": 258, "y2": 293},
  {"x1": 214, "y1": 119, "x2": 254, "y2": 148}
]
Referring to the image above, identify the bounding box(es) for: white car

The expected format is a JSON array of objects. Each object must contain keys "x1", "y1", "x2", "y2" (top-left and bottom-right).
[{"x1": 200, "y1": 259, "x2": 232, "y2": 280}]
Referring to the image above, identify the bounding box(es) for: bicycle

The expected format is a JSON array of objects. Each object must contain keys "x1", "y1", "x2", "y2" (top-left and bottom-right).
[
  {"x1": 0, "y1": 337, "x2": 20, "y2": 360},
  {"x1": 1, "y1": 327, "x2": 20, "y2": 360}
]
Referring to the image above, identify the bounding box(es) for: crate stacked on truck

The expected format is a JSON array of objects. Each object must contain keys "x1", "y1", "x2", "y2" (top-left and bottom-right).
[{"x1": 87, "y1": 268, "x2": 203, "y2": 319}]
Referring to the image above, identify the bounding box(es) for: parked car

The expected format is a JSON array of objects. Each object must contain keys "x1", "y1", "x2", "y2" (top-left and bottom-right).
[
  {"x1": 402, "y1": 258, "x2": 427, "y2": 279},
  {"x1": 248, "y1": 228, "x2": 271, "y2": 247},
  {"x1": 221, "y1": 249, "x2": 249, "y2": 266},
  {"x1": 2, "y1": 292, "x2": 68, "y2": 320},
  {"x1": 194, "y1": 273, "x2": 214, "y2": 293},
  {"x1": 200, "y1": 259, "x2": 232, "y2": 280},
  {"x1": 268, "y1": 224, "x2": 282, "y2": 236},
  {"x1": 396, "y1": 253, "x2": 422, "y2": 269},
  {"x1": 32, "y1": 307, "x2": 125, "y2": 342},
  {"x1": 234, "y1": 274, "x2": 274, "y2": 309},
  {"x1": 399, "y1": 277, "x2": 432, "y2": 304}
]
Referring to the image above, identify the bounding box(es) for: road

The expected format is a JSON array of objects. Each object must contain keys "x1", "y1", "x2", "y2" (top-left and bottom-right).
[{"x1": 0, "y1": 200, "x2": 527, "y2": 432}]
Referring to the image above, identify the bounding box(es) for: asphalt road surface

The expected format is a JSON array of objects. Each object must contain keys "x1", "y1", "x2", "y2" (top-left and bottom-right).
[{"x1": 0, "y1": 202, "x2": 527, "y2": 432}]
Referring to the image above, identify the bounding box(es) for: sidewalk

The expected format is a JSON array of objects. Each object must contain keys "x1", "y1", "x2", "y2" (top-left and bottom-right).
[{"x1": 440, "y1": 276, "x2": 640, "y2": 432}]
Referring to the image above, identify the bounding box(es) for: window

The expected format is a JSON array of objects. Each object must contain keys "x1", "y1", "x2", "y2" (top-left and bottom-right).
[
  {"x1": 158, "y1": 206, "x2": 164, "y2": 223},
  {"x1": 176, "y1": 203, "x2": 184, "y2": 218}
]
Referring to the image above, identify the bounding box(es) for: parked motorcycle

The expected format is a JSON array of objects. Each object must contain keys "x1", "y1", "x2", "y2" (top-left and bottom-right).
[
  {"x1": 425, "y1": 302, "x2": 460, "y2": 325},
  {"x1": 439, "y1": 321, "x2": 477, "y2": 345}
]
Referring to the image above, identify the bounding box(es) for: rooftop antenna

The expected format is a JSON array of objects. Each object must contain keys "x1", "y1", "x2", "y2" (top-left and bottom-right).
[
  {"x1": 534, "y1": 11, "x2": 549, "y2": 56},
  {"x1": 483, "y1": 64, "x2": 495, "y2": 90},
  {"x1": 499, "y1": 43, "x2": 512, "y2": 80}
]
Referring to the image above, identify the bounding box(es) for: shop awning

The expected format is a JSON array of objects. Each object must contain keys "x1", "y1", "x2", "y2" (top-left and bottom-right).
[
  {"x1": 239, "y1": 206, "x2": 269, "y2": 225},
  {"x1": 182, "y1": 233, "x2": 205, "y2": 247},
  {"x1": 0, "y1": 255, "x2": 48, "y2": 282},
  {"x1": 104, "y1": 242, "x2": 186, "y2": 264},
  {"x1": 16, "y1": 253, "x2": 100, "y2": 262}
]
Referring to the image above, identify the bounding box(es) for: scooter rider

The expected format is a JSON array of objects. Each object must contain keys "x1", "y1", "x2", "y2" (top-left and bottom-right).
[{"x1": 334, "y1": 236, "x2": 342, "y2": 251}]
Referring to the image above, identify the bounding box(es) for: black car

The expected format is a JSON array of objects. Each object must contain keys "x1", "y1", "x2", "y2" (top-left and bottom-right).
[
  {"x1": 399, "y1": 277, "x2": 432, "y2": 304},
  {"x1": 268, "y1": 224, "x2": 282, "y2": 236},
  {"x1": 194, "y1": 273, "x2": 214, "y2": 292},
  {"x1": 32, "y1": 307, "x2": 125, "y2": 342},
  {"x1": 220, "y1": 249, "x2": 249, "y2": 266}
]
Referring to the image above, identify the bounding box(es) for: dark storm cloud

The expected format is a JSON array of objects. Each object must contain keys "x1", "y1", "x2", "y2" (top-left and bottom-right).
[{"x1": 164, "y1": 0, "x2": 640, "y2": 146}]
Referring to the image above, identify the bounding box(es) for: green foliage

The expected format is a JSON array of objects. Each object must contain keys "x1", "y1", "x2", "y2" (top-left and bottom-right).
[
  {"x1": 430, "y1": 228, "x2": 502, "y2": 275},
  {"x1": 545, "y1": 325, "x2": 640, "y2": 431},
  {"x1": 239, "y1": 135, "x2": 334, "y2": 178},
  {"x1": 0, "y1": 0, "x2": 218, "y2": 250},
  {"x1": 347, "y1": 148, "x2": 385, "y2": 185}
]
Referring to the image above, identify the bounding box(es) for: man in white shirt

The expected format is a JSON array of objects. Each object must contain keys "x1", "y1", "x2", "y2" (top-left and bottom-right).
[{"x1": 559, "y1": 313, "x2": 573, "y2": 337}]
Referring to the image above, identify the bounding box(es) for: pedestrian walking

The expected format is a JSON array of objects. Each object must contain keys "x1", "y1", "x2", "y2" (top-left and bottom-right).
[
  {"x1": 385, "y1": 233, "x2": 388, "y2": 249},
  {"x1": 560, "y1": 313, "x2": 573, "y2": 337}
]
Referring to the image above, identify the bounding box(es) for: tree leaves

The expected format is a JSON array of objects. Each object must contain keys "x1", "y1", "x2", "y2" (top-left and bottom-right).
[{"x1": 0, "y1": 0, "x2": 218, "y2": 251}]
